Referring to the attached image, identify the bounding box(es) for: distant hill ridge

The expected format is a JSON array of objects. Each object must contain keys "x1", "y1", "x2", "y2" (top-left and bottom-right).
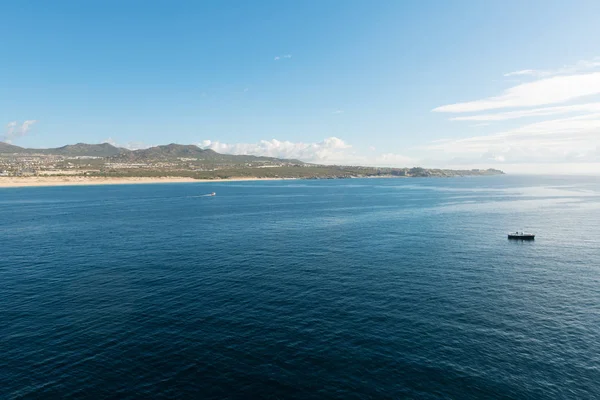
[
  {"x1": 0, "y1": 142, "x2": 128, "y2": 157},
  {"x1": 51, "y1": 143, "x2": 130, "y2": 157},
  {"x1": 0, "y1": 141, "x2": 505, "y2": 178},
  {"x1": 0, "y1": 142, "x2": 26, "y2": 153},
  {"x1": 111, "y1": 143, "x2": 303, "y2": 163},
  {"x1": 0, "y1": 141, "x2": 303, "y2": 163},
  {"x1": 0, "y1": 142, "x2": 505, "y2": 177}
]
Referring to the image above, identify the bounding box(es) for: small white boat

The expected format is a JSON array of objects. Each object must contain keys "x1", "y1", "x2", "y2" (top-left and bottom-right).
[{"x1": 210, "y1": 192, "x2": 216, "y2": 196}]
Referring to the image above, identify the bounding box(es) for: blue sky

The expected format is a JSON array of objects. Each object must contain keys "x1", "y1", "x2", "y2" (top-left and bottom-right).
[{"x1": 2, "y1": 0, "x2": 600, "y2": 172}]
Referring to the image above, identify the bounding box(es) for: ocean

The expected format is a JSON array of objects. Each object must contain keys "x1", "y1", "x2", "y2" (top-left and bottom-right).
[{"x1": 1, "y1": 175, "x2": 599, "y2": 399}]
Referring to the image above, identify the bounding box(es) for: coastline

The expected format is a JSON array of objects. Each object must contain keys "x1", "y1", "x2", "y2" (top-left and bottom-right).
[
  {"x1": 0, "y1": 172, "x2": 504, "y2": 188},
  {"x1": 0, "y1": 176, "x2": 296, "y2": 188}
]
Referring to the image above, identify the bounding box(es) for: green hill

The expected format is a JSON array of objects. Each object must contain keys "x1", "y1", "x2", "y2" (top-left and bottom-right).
[{"x1": 0, "y1": 142, "x2": 129, "y2": 157}]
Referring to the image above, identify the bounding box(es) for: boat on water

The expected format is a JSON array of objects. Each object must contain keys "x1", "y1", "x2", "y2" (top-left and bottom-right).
[
  {"x1": 508, "y1": 231, "x2": 535, "y2": 240},
  {"x1": 210, "y1": 192, "x2": 216, "y2": 196}
]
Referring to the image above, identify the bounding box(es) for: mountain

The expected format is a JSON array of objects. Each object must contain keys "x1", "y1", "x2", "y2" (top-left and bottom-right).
[
  {"x1": 0, "y1": 142, "x2": 303, "y2": 164},
  {"x1": 118, "y1": 144, "x2": 213, "y2": 160},
  {"x1": 42, "y1": 143, "x2": 130, "y2": 157},
  {"x1": 1, "y1": 141, "x2": 504, "y2": 179},
  {"x1": 0, "y1": 142, "x2": 27, "y2": 153},
  {"x1": 111, "y1": 143, "x2": 303, "y2": 164},
  {"x1": 0, "y1": 142, "x2": 129, "y2": 157}
]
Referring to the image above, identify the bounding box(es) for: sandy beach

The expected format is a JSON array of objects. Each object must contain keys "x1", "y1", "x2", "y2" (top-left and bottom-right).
[{"x1": 0, "y1": 176, "x2": 293, "y2": 188}]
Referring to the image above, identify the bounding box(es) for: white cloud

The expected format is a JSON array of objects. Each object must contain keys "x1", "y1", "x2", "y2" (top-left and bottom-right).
[
  {"x1": 21, "y1": 120, "x2": 36, "y2": 132},
  {"x1": 6, "y1": 121, "x2": 17, "y2": 132},
  {"x1": 504, "y1": 57, "x2": 600, "y2": 78},
  {"x1": 2, "y1": 120, "x2": 37, "y2": 143},
  {"x1": 503, "y1": 69, "x2": 536, "y2": 77},
  {"x1": 274, "y1": 54, "x2": 292, "y2": 61},
  {"x1": 332, "y1": 110, "x2": 344, "y2": 114},
  {"x1": 429, "y1": 58, "x2": 600, "y2": 170},
  {"x1": 434, "y1": 72, "x2": 600, "y2": 113},
  {"x1": 452, "y1": 102, "x2": 600, "y2": 121},
  {"x1": 199, "y1": 137, "x2": 352, "y2": 163},
  {"x1": 426, "y1": 113, "x2": 600, "y2": 164}
]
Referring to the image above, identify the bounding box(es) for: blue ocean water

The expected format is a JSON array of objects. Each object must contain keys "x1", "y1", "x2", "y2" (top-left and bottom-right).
[{"x1": 1, "y1": 175, "x2": 600, "y2": 399}]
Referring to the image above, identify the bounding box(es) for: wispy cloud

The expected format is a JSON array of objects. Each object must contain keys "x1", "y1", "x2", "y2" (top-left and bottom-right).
[
  {"x1": 426, "y1": 113, "x2": 600, "y2": 164},
  {"x1": 434, "y1": 71, "x2": 600, "y2": 113},
  {"x1": 470, "y1": 123, "x2": 490, "y2": 127},
  {"x1": 2, "y1": 120, "x2": 37, "y2": 143},
  {"x1": 503, "y1": 69, "x2": 536, "y2": 77},
  {"x1": 452, "y1": 102, "x2": 600, "y2": 121},
  {"x1": 332, "y1": 110, "x2": 344, "y2": 114},
  {"x1": 274, "y1": 54, "x2": 292, "y2": 61},
  {"x1": 504, "y1": 57, "x2": 600, "y2": 78},
  {"x1": 430, "y1": 58, "x2": 600, "y2": 168}
]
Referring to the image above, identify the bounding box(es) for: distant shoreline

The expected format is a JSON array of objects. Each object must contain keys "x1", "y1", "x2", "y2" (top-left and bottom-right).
[
  {"x1": 0, "y1": 176, "x2": 298, "y2": 188},
  {"x1": 0, "y1": 173, "x2": 505, "y2": 188}
]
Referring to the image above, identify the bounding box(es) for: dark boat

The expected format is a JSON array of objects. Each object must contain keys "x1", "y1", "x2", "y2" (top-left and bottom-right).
[{"x1": 508, "y1": 231, "x2": 535, "y2": 240}]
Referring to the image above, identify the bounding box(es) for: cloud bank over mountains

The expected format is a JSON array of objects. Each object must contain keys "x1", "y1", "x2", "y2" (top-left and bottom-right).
[
  {"x1": 199, "y1": 137, "x2": 351, "y2": 163},
  {"x1": 199, "y1": 137, "x2": 357, "y2": 164},
  {"x1": 199, "y1": 137, "x2": 416, "y2": 166},
  {"x1": 95, "y1": 136, "x2": 416, "y2": 168}
]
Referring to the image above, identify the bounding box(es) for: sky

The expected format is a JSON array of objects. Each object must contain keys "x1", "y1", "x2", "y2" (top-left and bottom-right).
[{"x1": 2, "y1": 0, "x2": 600, "y2": 173}]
